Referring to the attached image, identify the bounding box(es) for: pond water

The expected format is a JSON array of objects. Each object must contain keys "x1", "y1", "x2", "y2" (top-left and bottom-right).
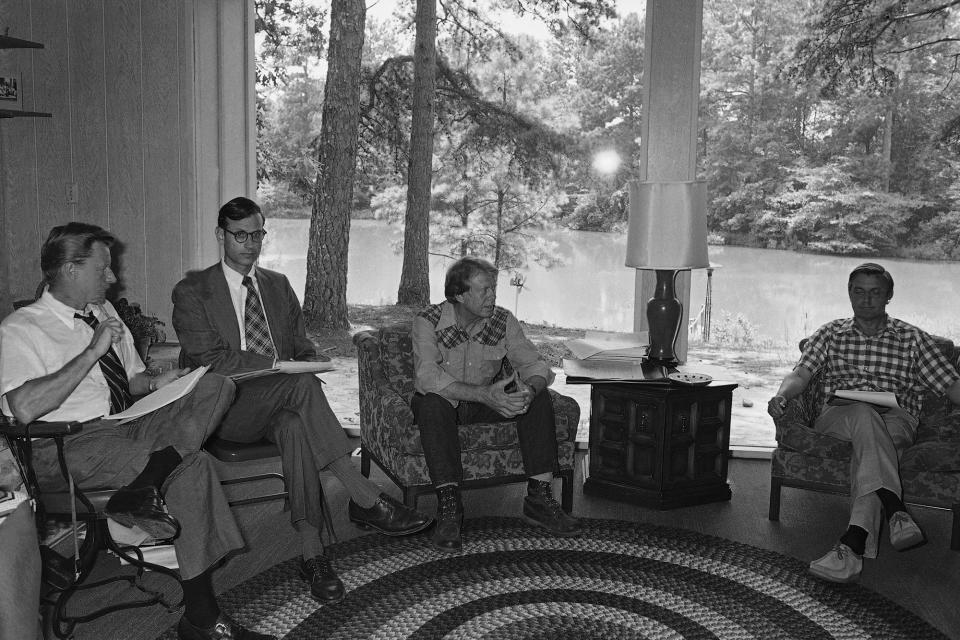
[{"x1": 259, "y1": 218, "x2": 960, "y2": 346}]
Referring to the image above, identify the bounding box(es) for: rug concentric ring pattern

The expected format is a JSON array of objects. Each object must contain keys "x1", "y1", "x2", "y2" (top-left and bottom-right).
[{"x1": 174, "y1": 517, "x2": 949, "y2": 639}]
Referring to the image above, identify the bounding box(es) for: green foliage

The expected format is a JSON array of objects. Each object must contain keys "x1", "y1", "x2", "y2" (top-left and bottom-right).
[{"x1": 113, "y1": 298, "x2": 166, "y2": 344}]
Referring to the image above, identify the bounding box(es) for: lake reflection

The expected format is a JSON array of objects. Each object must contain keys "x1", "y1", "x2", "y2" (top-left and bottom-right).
[{"x1": 260, "y1": 218, "x2": 960, "y2": 345}]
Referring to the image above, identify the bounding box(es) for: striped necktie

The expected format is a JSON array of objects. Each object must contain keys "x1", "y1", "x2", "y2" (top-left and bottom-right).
[
  {"x1": 75, "y1": 313, "x2": 133, "y2": 413},
  {"x1": 243, "y1": 276, "x2": 275, "y2": 358}
]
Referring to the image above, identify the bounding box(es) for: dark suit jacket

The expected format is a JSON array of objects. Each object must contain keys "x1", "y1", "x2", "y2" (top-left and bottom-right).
[{"x1": 172, "y1": 263, "x2": 316, "y2": 374}]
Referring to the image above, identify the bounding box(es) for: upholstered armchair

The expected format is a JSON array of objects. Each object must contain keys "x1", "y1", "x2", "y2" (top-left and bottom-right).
[
  {"x1": 769, "y1": 337, "x2": 960, "y2": 550},
  {"x1": 352, "y1": 321, "x2": 579, "y2": 511}
]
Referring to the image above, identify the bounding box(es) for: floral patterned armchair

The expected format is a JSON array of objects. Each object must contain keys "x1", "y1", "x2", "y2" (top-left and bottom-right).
[
  {"x1": 352, "y1": 321, "x2": 579, "y2": 511},
  {"x1": 769, "y1": 337, "x2": 960, "y2": 550}
]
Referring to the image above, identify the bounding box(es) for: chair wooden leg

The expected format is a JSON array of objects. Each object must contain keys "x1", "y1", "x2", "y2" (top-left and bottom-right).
[
  {"x1": 560, "y1": 470, "x2": 574, "y2": 513},
  {"x1": 768, "y1": 476, "x2": 782, "y2": 521},
  {"x1": 359, "y1": 446, "x2": 370, "y2": 478},
  {"x1": 951, "y1": 503, "x2": 960, "y2": 551}
]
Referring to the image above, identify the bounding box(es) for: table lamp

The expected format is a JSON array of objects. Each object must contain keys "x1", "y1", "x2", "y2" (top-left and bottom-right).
[{"x1": 625, "y1": 181, "x2": 709, "y2": 365}]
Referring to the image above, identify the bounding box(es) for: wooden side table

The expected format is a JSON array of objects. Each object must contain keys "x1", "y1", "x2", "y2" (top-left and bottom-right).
[{"x1": 583, "y1": 381, "x2": 737, "y2": 509}]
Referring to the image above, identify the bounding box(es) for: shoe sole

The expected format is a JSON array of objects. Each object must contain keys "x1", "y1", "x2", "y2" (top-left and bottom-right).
[
  {"x1": 522, "y1": 514, "x2": 582, "y2": 537},
  {"x1": 808, "y1": 564, "x2": 860, "y2": 584},
  {"x1": 106, "y1": 512, "x2": 180, "y2": 542},
  {"x1": 350, "y1": 517, "x2": 434, "y2": 537},
  {"x1": 297, "y1": 566, "x2": 345, "y2": 604}
]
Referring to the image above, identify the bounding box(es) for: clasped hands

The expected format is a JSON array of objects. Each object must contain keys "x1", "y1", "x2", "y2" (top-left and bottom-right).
[{"x1": 488, "y1": 373, "x2": 534, "y2": 419}]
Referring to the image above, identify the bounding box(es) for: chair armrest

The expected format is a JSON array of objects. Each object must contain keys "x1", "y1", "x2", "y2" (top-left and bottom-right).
[{"x1": 0, "y1": 417, "x2": 84, "y2": 439}]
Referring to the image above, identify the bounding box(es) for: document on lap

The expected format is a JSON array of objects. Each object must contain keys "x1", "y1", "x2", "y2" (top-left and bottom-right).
[
  {"x1": 107, "y1": 365, "x2": 209, "y2": 424},
  {"x1": 830, "y1": 389, "x2": 900, "y2": 409},
  {"x1": 227, "y1": 359, "x2": 335, "y2": 383}
]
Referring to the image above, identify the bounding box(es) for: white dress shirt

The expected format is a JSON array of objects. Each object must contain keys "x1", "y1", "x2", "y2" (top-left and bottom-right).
[{"x1": 0, "y1": 289, "x2": 145, "y2": 422}]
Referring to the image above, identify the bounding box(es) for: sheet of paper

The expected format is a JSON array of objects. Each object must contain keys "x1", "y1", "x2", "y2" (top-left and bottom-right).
[
  {"x1": 567, "y1": 331, "x2": 649, "y2": 360},
  {"x1": 108, "y1": 365, "x2": 208, "y2": 424},
  {"x1": 562, "y1": 358, "x2": 667, "y2": 383},
  {"x1": 832, "y1": 389, "x2": 900, "y2": 409}
]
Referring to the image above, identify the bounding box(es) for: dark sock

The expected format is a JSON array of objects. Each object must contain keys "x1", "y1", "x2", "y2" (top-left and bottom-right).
[
  {"x1": 181, "y1": 569, "x2": 220, "y2": 628},
  {"x1": 127, "y1": 446, "x2": 182, "y2": 491},
  {"x1": 876, "y1": 488, "x2": 906, "y2": 517},
  {"x1": 839, "y1": 525, "x2": 868, "y2": 556}
]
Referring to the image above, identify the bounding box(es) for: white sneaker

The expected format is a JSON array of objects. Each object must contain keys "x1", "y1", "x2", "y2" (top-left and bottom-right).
[
  {"x1": 889, "y1": 511, "x2": 925, "y2": 551},
  {"x1": 809, "y1": 543, "x2": 862, "y2": 583}
]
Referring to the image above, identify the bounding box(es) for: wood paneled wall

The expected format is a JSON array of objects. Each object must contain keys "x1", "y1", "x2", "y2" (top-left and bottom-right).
[{"x1": 0, "y1": 0, "x2": 256, "y2": 330}]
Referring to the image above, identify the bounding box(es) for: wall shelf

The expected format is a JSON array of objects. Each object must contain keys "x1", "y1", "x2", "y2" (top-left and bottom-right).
[
  {"x1": 0, "y1": 109, "x2": 51, "y2": 118},
  {"x1": 0, "y1": 35, "x2": 43, "y2": 49},
  {"x1": 1, "y1": 35, "x2": 49, "y2": 118}
]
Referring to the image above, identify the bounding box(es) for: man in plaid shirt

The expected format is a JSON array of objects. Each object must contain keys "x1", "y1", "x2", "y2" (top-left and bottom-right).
[
  {"x1": 768, "y1": 263, "x2": 960, "y2": 583},
  {"x1": 412, "y1": 257, "x2": 582, "y2": 552}
]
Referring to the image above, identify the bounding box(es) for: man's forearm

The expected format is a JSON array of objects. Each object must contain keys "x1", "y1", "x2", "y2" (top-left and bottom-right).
[
  {"x1": 523, "y1": 375, "x2": 548, "y2": 396},
  {"x1": 439, "y1": 380, "x2": 494, "y2": 405},
  {"x1": 6, "y1": 349, "x2": 100, "y2": 423}
]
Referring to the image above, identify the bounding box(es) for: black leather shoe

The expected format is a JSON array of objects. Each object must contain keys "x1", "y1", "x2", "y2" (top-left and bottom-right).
[
  {"x1": 299, "y1": 556, "x2": 345, "y2": 603},
  {"x1": 105, "y1": 485, "x2": 181, "y2": 541},
  {"x1": 348, "y1": 493, "x2": 432, "y2": 536},
  {"x1": 431, "y1": 485, "x2": 463, "y2": 553},
  {"x1": 177, "y1": 612, "x2": 276, "y2": 640}
]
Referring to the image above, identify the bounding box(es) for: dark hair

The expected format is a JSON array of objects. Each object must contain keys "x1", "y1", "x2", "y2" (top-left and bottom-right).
[
  {"x1": 40, "y1": 222, "x2": 115, "y2": 285},
  {"x1": 848, "y1": 262, "x2": 894, "y2": 298},
  {"x1": 444, "y1": 257, "x2": 498, "y2": 303},
  {"x1": 218, "y1": 196, "x2": 263, "y2": 228}
]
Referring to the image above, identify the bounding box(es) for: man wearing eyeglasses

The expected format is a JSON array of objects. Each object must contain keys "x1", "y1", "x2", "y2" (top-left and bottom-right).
[{"x1": 172, "y1": 196, "x2": 431, "y2": 607}]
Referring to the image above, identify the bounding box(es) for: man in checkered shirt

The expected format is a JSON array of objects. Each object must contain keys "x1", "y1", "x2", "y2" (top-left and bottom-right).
[
  {"x1": 412, "y1": 257, "x2": 582, "y2": 552},
  {"x1": 768, "y1": 263, "x2": 960, "y2": 583}
]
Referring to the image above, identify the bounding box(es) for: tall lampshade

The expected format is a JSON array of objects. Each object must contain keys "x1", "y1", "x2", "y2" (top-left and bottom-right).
[{"x1": 625, "y1": 181, "x2": 709, "y2": 364}]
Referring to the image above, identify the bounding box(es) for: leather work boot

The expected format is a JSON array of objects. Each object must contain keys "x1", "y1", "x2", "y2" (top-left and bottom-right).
[
  {"x1": 523, "y1": 479, "x2": 582, "y2": 537},
  {"x1": 431, "y1": 485, "x2": 463, "y2": 552}
]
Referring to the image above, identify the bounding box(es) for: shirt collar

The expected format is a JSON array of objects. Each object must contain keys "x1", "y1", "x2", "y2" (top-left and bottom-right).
[
  {"x1": 840, "y1": 315, "x2": 898, "y2": 339},
  {"x1": 38, "y1": 288, "x2": 101, "y2": 329},
  {"x1": 436, "y1": 300, "x2": 488, "y2": 336},
  {"x1": 221, "y1": 260, "x2": 258, "y2": 288}
]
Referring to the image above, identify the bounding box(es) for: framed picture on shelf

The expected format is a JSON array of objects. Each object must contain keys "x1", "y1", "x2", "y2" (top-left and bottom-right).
[{"x1": 0, "y1": 70, "x2": 22, "y2": 110}]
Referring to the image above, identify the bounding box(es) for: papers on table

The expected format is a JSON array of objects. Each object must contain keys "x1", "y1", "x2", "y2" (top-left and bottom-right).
[
  {"x1": 566, "y1": 331, "x2": 649, "y2": 361},
  {"x1": 831, "y1": 389, "x2": 900, "y2": 409},
  {"x1": 108, "y1": 366, "x2": 209, "y2": 424},
  {"x1": 563, "y1": 358, "x2": 668, "y2": 384},
  {"x1": 228, "y1": 359, "x2": 335, "y2": 383}
]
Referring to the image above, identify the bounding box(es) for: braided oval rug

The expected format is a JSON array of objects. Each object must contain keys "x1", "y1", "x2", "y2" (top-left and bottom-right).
[{"x1": 159, "y1": 517, "x2": 948, "y2": 640}]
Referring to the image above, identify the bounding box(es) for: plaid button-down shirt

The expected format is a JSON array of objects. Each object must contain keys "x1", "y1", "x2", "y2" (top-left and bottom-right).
[
  {"x1": 797, "y1": 316, "x2": 959, "y2": 419},
  {"x1": 412, "y1": 301, "x2": 554, "y2": 407}
]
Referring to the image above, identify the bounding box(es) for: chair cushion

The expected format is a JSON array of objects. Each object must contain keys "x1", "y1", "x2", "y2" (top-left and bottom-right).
[{"x1": 776, "y1": 421, "x2": 852, "y2": 461}]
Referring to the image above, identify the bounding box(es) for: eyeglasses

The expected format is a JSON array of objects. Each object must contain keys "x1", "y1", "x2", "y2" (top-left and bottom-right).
[{"x1": 221, "y1": 227, "x2": 267, "y2": 244}]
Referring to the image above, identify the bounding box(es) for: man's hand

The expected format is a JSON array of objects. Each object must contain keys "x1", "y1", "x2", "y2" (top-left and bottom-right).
[
  {"x1": 767, "y1": 395, "x2": 788, "y2": 418},
  {"x1": 87, "y1": 317, "x2": 125, "y2": 358},
  {"x1": 150, "y1": 367, "x2": 191, "y2": 392},
  {"x1": 486, "y1": 374, "x2": 529, "y2": 418}
]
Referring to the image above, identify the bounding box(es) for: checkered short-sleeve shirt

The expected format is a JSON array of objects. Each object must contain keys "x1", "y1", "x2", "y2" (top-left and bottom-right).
[{"x1": 797, "y1": 316, "x2": 959, "y2": 419}]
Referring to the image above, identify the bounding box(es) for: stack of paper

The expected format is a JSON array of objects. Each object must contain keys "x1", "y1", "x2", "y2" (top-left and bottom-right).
[{"x1": 566, "y1": 331, "x2": 649, "y2": 361}]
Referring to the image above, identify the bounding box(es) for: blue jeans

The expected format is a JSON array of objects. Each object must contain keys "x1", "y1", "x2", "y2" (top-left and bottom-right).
[{"x1": 411, "y1": 389, "x2": 559, "y2": 487}]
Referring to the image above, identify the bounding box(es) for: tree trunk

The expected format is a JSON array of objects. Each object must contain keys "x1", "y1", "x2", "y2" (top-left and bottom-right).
[
  {"x1": 397, "y1": 0, "x2": 437, "y2": 306},
  {"x1": 303, "y1": 0, "x2": 366, "y2": 330}
]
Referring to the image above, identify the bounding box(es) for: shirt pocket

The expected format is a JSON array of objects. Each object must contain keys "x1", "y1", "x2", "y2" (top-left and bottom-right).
[{"x1": 480, "y1": 344, "x2": 509, "y2": 381}]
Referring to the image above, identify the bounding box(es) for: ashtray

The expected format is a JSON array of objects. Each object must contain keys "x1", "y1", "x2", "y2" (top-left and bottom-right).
[{"x1": 668, "y1": 372, "x2": 713, "y2": 386}]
